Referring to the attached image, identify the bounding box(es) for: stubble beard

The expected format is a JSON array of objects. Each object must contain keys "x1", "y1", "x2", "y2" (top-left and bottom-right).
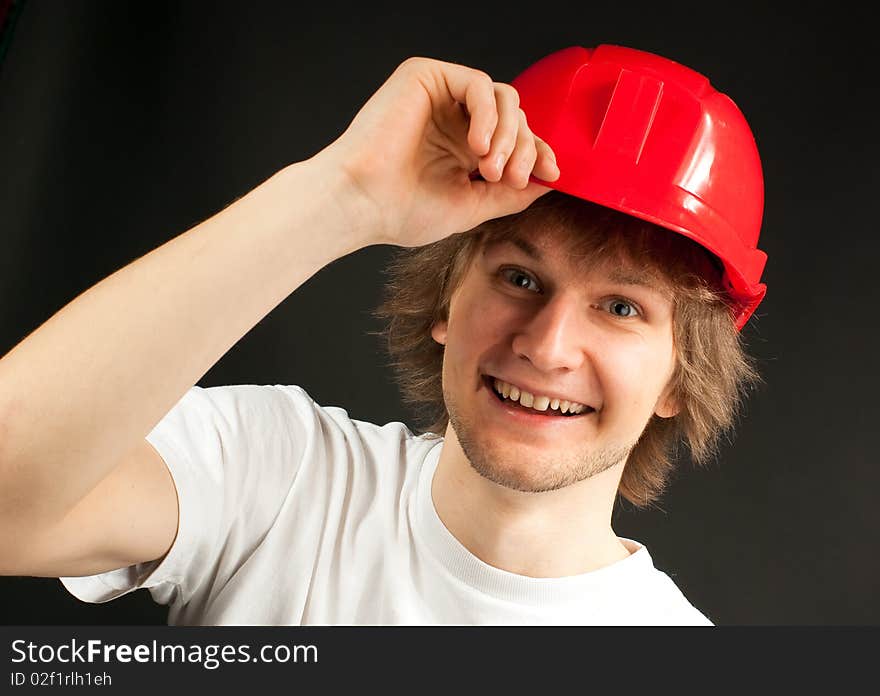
[{"x1": 445, "y1": 386, "x2": 636, "y2": 494}]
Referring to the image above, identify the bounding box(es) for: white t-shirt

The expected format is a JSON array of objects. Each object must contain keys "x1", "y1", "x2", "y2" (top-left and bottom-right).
[{"x1": 60, "y1": 384, "x2": 713, "y2": 625}]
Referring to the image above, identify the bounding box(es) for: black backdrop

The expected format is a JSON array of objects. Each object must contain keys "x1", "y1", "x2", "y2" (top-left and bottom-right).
[{"x1": 1, "y1": 1, "x2": 877, "y2": 625}]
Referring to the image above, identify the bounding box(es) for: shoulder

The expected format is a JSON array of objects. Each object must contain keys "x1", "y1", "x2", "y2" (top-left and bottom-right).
[
  {"x1": 618, "y1": 540, "x2": 714, "y2": 626},
  {"x1": 287, "y1": 384, "x2": 442, "y2": 452},
  {"x1": 187, "y1": 383, "x2": 422, "y2": 443},
  {"x1": 266, "y1": 384, "x2": 443, "y2": 482},
  {"x1": 646, "y1": 572, "x2": 714, "y2": 625}
]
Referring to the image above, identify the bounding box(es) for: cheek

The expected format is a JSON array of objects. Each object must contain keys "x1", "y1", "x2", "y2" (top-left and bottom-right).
[
  {"x1": 447, "y1": 287, "x2": 522, "y2": 351},
  {"x1": 598, "y1": 341, "x2": 675, "y2": 414}
]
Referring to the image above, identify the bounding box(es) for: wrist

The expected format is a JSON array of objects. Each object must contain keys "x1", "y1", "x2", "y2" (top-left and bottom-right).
[{"x1": 288, "y1": 145, "x2": 387, "y2": 251}]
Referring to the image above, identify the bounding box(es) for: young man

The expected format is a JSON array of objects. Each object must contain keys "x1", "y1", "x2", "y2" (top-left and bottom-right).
[{"x1": 0, "y1": 45, "x2": 766, "y2": 624}]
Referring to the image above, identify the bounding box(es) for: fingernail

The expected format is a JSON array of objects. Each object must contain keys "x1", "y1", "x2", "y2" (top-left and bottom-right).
[
  {"x1": 483, "y1": 132, "x2": 492, "y2": 151},
  {"x1": 494, "y1": 153, "x2": 506, "y2": 172}
]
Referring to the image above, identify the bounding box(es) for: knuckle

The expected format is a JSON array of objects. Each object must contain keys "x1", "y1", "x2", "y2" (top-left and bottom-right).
[
  {"x1": 398, "y1": 56, "x2": 428, "y2": 72},
  {"x1": 516, "y1": 144, "x2": 537, "y2": 167},
  {"x1": 506, "y1": 84, "x2": 521, "y2": 107},
  {"x1": 501, "y1": 131, "x2": 518, "y2": 150},
  {"x1": 494, "y1": 82, "x2": 517, "y2": 103},
  {"x1": 471, "y1": 69, "x2": 493, "y2": 85}
]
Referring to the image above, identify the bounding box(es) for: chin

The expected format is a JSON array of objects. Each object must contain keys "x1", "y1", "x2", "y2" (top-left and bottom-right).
[
  {"x1": 472, "y1": 459, "x2": 572, "y2": 494},
  {"x1": 457, "y1": 428, "x2": 589, "y2": 493},
  {"x1": 453, "y1": 412, "x2": 632, "y2": 495}
]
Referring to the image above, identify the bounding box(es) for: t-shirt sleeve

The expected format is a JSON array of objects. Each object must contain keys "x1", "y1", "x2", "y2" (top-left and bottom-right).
[{"x1": 59, "y1": 383, "x2": 317, "y2": 608}]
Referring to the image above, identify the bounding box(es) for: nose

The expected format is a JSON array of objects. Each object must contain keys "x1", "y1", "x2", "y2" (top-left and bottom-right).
[{"x1": 510, "y1": 291, "x2": 591, "y2": 373}]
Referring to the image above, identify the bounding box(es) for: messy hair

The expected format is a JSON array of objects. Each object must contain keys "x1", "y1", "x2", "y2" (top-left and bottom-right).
[{"x1": 373, "y1": 191, "x2": 761, "y2": 507}]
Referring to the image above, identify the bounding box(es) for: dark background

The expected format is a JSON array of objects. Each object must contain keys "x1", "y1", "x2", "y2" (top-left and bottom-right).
[{"x1": 0, "y1": 1, "x2": 877, "y2": 625}]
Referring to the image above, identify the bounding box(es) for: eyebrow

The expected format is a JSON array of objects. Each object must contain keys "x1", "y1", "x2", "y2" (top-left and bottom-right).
[
  {"x1": 488, "y1": 235, "x2": 655, "y2": 286},
  {"x1": 607, "y1": 268, "x2": 654, "y2": 288},
  {"x1": 485, "y1": 235, "x2": 544, "y2": 261}
]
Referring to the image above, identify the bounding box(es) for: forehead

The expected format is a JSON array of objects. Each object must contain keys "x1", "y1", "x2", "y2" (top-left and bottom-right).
[{"x1": 481, "y1": 226, "x2": 674, "y2": 295}]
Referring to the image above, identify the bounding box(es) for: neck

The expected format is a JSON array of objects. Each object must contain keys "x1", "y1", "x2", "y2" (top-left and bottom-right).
[{"x1": 431, "y1": 425, "x2": 631, "y2": 578}]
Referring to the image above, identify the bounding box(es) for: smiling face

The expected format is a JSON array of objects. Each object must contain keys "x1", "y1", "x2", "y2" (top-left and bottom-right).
[{"x1": 430, "y1": 224, "x2": 680, "y2": 493}]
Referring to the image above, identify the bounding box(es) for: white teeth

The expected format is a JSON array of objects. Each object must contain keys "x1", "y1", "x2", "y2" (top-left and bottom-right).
[{"x1": 491, "y1": 378, "x2": 587, "y2": 415}]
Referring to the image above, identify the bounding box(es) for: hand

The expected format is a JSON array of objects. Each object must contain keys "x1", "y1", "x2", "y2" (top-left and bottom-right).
[{"x1": 312, "y1": 56, "x2": 560, "y2": 247}]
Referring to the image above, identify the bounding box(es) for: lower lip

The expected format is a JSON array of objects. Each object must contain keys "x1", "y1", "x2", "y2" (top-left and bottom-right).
[{"x1": 481, "y1": 377, "x2": 593, "y2": 426}]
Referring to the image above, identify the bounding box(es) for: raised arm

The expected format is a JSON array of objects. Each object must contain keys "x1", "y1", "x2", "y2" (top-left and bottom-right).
[{"x1": 0, "y1": 56, "x2": 558, "y2": 576}]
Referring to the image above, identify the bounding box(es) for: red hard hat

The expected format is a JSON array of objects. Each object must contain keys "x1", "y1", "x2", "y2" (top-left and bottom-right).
[{"x1": 512, "y1": 45, "x2": 767, "y2": 330}]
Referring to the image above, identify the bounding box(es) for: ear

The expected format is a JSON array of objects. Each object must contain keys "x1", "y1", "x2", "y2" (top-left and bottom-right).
[
  {"x1": 431, "y1": 319, "x2": 448, "y2": 346},
  {"x1": 654, "y1": 386, "x2": 680, "y2": 419}
]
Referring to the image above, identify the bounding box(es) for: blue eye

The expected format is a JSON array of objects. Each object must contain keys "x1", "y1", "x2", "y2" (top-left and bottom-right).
[
  {"x1": 501, "y1": 268, "x2": 540, "y2": 293},
  {"x1": 607, "y1": 299, "x2": 640, "y2": 318}
]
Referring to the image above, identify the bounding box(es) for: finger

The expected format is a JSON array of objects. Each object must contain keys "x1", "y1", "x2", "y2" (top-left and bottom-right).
[
  {"x1": 429, "y1": 60, "x2": 498, "y2": 157},
  {"x1": 501, "y1": 109, "x2": 539, "y2": 190},
  {"x1": 531, "y1": 136, "x2": 561, "y2": 182},
  {"x1": 479, "y1": 83, "x2": 520, "y2": 183},
  {"x1": 469, "y1": 178, "x2": 554, "y2": 223}
]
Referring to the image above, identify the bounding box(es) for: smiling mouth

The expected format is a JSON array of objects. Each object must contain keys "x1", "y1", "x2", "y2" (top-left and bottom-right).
[{"x1": 482, "y1": 375, "x2": 594, "y2": 417}]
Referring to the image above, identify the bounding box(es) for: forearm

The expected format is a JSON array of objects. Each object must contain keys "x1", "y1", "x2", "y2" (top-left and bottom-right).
[{"x1": 0, "y1": 155, "x2": 371, "y2": 526}]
